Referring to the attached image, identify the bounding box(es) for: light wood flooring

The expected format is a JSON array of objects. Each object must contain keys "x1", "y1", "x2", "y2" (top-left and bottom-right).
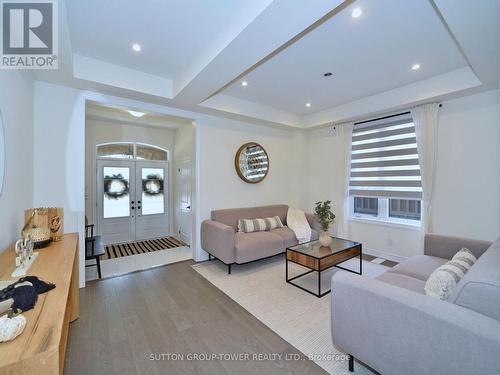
[{"x1": 64, "y1": 260, "x2": 328, "y2": 375}]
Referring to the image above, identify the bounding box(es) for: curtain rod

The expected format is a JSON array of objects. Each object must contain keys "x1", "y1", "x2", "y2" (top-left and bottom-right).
[{"x1": 354, "y1": 104, "x2": 442, "y2": 126}]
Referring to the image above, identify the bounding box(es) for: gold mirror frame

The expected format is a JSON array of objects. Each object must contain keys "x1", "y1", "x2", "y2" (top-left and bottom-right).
[{"x1": 234, "y1": 142, "x2": 269, "y2": 184}]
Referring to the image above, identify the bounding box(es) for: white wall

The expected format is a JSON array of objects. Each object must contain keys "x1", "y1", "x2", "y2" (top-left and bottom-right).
[
  {"x1": 172, "y1": 122, "x2": 195, "y2": 237},
  {"x1": 33, "y1": 81, "x2": 86, "y2": 286},
  {"x1": 85, "y1": 119, "x2": 177, "y2": 225},
  {"x1": 305, "y1": 89, "x2": 500, "y2": 260},
  {"x1": 432, "y1": 89, "x2": 500, "y2": 240},
  {"x1": 196, "y1": 117, "x2": 307, "y2": 259},
  {"x1": 0, "y1": 71, "x2": 34, "y2": 252}
]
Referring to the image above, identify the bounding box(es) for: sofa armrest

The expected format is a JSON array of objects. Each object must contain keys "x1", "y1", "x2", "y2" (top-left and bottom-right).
[
  {"x1": 305, "y1": 213, "x2": 321, "y2": 232},
  {"x1": 201, "y1": 220, "x2": 235, "y2": 264},
  {"x1": 331, "y1": 271, "x2": 500, "y2": 375},
  {"x1": 424, "y1": 234, "x2": 492, "y2": 260}
]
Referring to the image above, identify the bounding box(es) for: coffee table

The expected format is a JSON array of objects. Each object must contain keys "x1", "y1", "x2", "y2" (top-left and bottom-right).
[{"x1": 286, "y1": 236, "x2": 362, "y2": 297}]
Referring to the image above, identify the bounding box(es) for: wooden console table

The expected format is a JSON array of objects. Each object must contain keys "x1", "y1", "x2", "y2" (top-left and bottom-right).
[{"x1": 0, "y1": 233, "x2": 79, "y2": 375}]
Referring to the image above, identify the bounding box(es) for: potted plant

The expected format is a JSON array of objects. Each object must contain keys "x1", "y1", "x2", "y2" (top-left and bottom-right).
[{"x1": 314, "y1": 200, "x2": 336, "y2": 247}]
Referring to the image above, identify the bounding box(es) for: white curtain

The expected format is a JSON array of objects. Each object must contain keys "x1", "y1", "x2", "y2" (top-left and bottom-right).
[
  {"x1": 411, "y1": 103, "x2": 439, "y2": 233},
  {"x1": 335, "y1": 122, "x2": 354, "y2": 238}
]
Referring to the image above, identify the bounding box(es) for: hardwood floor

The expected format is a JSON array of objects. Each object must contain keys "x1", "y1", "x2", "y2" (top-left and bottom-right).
[{"x1": 64, "y1": 260, "x2": 328, "y2": 375}]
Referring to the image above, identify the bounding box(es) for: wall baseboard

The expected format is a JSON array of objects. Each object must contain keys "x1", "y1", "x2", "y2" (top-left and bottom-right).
[{"x1": 363, "y1": 247, "x2": 408, "y2": 263}]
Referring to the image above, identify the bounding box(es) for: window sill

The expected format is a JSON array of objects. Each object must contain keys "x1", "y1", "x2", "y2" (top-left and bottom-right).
[{"x1": 349, "y1": 217, "x2": 422, "y2": 231}]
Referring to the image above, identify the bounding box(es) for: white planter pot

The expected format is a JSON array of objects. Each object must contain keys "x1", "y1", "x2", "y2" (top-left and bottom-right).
[{"x1": 319, "y1": 231, "x2": 332, "y2": 247}]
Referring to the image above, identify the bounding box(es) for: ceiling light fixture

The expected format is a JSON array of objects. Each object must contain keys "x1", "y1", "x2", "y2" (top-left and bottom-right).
[
  {"x1": 411, "y1": 63, "x2": 421, "y2": 71},
  {"x1": 241, "y1": 80, "x2": 248, "y2": 87},
  {"x1": 351, "y1": 7, "x2": 362, "y2": 18},
  {"x1": 132, "y1": 43, "x2": 142, "y2": 52},
  {"x1": 128, "y1": 110, "x2": 146, "y2": 117},
  {"x1": 305, "y1": 103, "x2": 311, "y2": 108}
]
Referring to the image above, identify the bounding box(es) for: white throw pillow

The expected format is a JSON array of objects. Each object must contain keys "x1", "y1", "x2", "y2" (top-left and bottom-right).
[
  {"x1": 425, "y1": 248, "x2": 477, "y2": 300},
  {"x1": 238, "y1": 216, "x2": 283, "y2": 233}
]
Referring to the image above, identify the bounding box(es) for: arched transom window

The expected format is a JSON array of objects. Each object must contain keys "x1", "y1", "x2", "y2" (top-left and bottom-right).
[{"x1": 96, "y1": 142, "x2": 169, "y2": 161}]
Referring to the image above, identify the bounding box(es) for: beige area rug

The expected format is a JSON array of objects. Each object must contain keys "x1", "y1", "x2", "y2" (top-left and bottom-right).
[{"x1": 192, "y1": 255, "x2": 389, "y2": 374}]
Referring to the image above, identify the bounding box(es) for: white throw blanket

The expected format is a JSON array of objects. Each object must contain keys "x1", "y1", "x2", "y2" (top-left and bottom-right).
[{"x1": 287, "y1": 208, "x2": 311, "y2": 244}]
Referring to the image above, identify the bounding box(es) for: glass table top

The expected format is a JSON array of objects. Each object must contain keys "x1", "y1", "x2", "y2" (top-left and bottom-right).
[{"x1": 287, "y1": 237, "x2": 361, "y2": 259}]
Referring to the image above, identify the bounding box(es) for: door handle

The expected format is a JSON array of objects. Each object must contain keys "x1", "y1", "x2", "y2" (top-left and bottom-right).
[{"x1": 186, "y1": 205, "x2": 191, "y2": 209}]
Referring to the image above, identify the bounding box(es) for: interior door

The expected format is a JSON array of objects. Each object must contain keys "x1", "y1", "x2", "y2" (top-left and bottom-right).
[
  {"x1": 97, "y1": 160, "x2": 136, "y2": 244},
  {"x1": 178, "y1": 159, "x2": 192, "y2": 245},
  {"x1": 135, "y1": 161, "x2": 170, "y2": 241}
]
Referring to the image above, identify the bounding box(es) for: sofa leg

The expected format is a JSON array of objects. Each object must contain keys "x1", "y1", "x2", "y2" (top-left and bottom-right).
[
  {"x1": 348, "y1": 354, "x2": 354, "y2": 372},
  {"x1": 228, "y1": 264, "x2": 231, "y2": 274},
  {"x1": 208, "y1": 254, "x2": 212, "y2": 261}
]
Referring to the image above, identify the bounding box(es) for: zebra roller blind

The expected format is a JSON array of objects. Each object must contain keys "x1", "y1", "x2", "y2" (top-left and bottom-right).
[{"x1": 349, "y1": 114, "x2": 422, "y2": 199}]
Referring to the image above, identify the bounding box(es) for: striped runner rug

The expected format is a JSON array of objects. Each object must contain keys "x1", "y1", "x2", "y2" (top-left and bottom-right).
[{"x1": 103, "y1": 237, "x2": 186, "y2": 260}]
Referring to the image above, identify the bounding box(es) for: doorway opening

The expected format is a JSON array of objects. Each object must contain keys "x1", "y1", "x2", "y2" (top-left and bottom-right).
[
  {"x1": 85, "y1": 101, "x2": 196, "y2": 281},
  {"x1": 96, "y1": 143, "x2": 170, "y2": 244}
]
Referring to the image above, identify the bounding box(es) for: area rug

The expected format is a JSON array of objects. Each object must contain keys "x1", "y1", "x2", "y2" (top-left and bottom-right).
[
  {"x1": 192, "y1": 255, "x2": 389, "y2": 374},
  {"x1": 103, "y1": 236, "x2": 186, "y2": 260}
]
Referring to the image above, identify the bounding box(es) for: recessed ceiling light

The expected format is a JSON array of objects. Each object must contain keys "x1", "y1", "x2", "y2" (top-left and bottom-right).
[
  {"x1": 305, "y1": 102, "x2": 311, "y2": 108},
  {"x1": 241, "y1": 80, "x2": 248, "y2": 87},
  {"x1": 351, "y1": 7, "x2": 362, "y2": 18},
  {"x1": 128, "y1": 110, "x2": 145, "y2": 117},
  {"x1": 324, "y1": 72, "x2": 333, "y2": 77},
  {"x1": 411, "y1": 63, "x2": 421, "y2": 71},
  {"x1": 132, "y1": 43, "x2": 141, "y2": 52}
]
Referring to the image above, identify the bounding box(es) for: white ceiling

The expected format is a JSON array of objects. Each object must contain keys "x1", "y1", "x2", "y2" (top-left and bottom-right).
[
  {"x1": 66, "y1": 0, "x2": 273, "y2": 80},
  {"x1": 222, "y1": 0, "x2": 468, "y2": 115},
  {"x1": 36, "y1": 0, "x2": 500, "y2": 128},
  {"x1": 86, "y1": 102, "x2": 192, "y2": 129}
]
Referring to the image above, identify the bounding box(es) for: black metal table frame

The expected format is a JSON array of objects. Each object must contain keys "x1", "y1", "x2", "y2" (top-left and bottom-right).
[{"x1": 285, "y1": 244, "x2": 362, "y2": 298}]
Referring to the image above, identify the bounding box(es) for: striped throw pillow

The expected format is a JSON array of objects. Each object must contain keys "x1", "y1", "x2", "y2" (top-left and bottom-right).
[
  {"x1": 238, "y1": 216, "x2": 283, "y2": 233},
  {"x1": 425, "y1": 248, "x2": 477, "y2": 300}
]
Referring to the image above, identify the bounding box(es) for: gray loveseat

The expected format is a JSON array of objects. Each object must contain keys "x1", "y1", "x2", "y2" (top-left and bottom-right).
[
  {"x1": 201, "y1": 204, "x2": 319, "y2": 273},
  {"x1": 331, "y1": 234, "x2": 500, "y2": 374}
]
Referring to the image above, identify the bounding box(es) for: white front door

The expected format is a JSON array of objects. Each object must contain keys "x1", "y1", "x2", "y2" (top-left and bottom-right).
[
  {"x1": 178, "y1": 159, "x2": 191, "y2": 245},
  {"x1": 97, "y1": 160, "x2": 169, "y2": 244},
  {"x1": 135, "y1": 161, "x2": 169, "y2": 241},
  {"x1": 97, "y1": 160, "x2": 136, "y2": 244}
]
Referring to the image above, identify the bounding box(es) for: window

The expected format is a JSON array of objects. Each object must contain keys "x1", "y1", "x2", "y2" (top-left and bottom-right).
[
  {"x1": 389, "y1": 199, "x2": 421, "y2": 221},
  {"x1": 349, "y1": 113, "x2": 422, "y2": 226},
  {"x1": 97, "y1": 143, "x2": 169, "y2": 161},
  {"x1": 354, "y1": 197, "x2": 378, "y2": 216},
  {"x1": 97, "y1": 143, "x2": 134, "y2": 159}
]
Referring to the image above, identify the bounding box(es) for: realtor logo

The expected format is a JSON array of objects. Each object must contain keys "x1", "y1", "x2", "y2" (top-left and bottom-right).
[{"x1": 1, "y1": 0, "x2": 58, "y2": 69}]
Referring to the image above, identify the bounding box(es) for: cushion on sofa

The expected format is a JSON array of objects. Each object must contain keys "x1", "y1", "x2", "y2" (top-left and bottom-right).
[
  {"x1": 211, "y1": 205, "x2": 289, "y2": 231},
  {"x1": 424, "y1": 256, "x2": 473, "y2": 300},
  {"x1": 387, "y1": 255, "x2": 448, "y2": 281},
  {"x1": 376, "y1": 272, "x2": 426, "y2": 294},
  {"x1": 271, "y1": 227, "x2": 298, "y2": 248},
  {"x1": 238, "y1": 216, "x2": 283, "y2": 233},
  {"x1": 234, "y1": 231, "x2": 284, "y2": 264},
  {"x1": 449, "y1": 237, "x2": 500, "y2": 320}
]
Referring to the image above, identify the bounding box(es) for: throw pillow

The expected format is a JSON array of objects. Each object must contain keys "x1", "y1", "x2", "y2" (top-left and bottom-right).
[
  {"x1": 451, "y1": 247, "x2": 477, "y2": 270},
  {"x1": 238, "y1": 216, "x2": 283, "y2": 233},
  {"x1": 424, "y1": 248, "x2": 477, "y2": 300}
]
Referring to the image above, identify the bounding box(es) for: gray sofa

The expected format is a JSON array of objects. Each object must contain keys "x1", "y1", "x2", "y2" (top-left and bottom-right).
[
  {"x1": 201, "y1": 204, "x2": 319, "y2": 273},
  {"x1": 331, "y1": 234, "x2": 500, "y2": 375}
]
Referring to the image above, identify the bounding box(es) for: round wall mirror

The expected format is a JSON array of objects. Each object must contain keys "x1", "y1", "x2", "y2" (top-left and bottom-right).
[
  {"x1": 0, "y1": 111, "x2": 4, "y2": 196},
  {"x1": 235, "y1": 142, "x2": 269, "y2": 184}
]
